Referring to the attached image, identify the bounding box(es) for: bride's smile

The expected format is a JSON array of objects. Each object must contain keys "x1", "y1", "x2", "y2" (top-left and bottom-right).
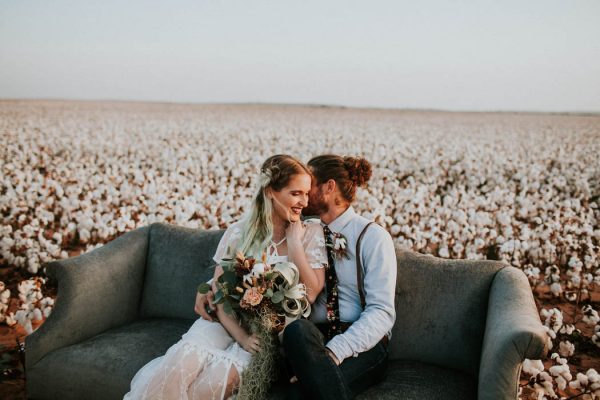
[{"x1": 268, "y1": 173, "x2": 311, "y2": 224}]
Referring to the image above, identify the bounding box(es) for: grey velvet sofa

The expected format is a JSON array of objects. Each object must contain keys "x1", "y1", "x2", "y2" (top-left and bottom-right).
[{"x1": 25, "y1": 223, "x2": 547, "y2": 400}]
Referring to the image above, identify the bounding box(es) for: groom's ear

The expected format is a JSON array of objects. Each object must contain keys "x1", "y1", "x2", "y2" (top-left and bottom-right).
[{"x1": 324, "y1": 179, "x2": 336, "y2": 194}]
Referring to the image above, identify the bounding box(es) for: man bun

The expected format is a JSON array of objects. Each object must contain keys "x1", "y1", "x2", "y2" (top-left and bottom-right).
[
  {"x1": 343, "y1": 156, "x2": 372, "y2": 188},
  {"x1": 307, "y1": 154, "x2": 372, "y2": 204}
]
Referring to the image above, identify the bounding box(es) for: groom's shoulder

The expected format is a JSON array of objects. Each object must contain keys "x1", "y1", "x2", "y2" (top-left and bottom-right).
[{"x1": 353, "y1": 215, "x2": 393, "y2": 243}]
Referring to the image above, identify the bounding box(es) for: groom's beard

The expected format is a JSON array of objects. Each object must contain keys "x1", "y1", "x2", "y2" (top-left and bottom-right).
[{"x1": 302, "y1": 191, "x2": 328, "y2": 217}]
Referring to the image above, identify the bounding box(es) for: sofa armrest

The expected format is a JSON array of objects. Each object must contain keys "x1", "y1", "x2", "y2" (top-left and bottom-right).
[
  {"x1": 478, "y1": 266, "x2": 548, "y2": 400},
  {"x1": 26, "y1": 226, "x2": 150, "y2": 368}
]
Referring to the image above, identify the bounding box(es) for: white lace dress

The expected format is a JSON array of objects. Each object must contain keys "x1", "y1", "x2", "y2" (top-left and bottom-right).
[{"x1": 123, "y1": 220, "x2": 327, "y2": 400}]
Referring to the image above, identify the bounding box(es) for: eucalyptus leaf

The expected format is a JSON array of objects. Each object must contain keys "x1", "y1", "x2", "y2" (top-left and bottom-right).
[
  {"x1": 272, "y1": 291, "x2": 284, "y2": 303},
  {"x1": 197, "y1": 282, "x2": 211, "y2": 294},
  {"x1": 223, "y1": 300, "x2": 234, "y2": 315},
  {"x1": 222, "y1": 270, "x2": 237, "y2": 287},
  {"x1": 213, "y1": 290, "x2": 225, "y2": 304}
]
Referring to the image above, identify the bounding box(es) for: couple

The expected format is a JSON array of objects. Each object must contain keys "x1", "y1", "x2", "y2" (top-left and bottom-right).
[{"x1": 125, "y1": 154, "x2": 397, "y2": 399}]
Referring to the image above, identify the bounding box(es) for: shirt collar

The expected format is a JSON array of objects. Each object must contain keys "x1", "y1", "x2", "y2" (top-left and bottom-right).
[{"x1": 325, "y1": 206, "x2": 356, "y2": 233}]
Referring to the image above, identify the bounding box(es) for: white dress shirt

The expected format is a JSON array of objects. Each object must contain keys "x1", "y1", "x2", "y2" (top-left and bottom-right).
[{"x1": 309, "y1": 206, "x2": 397, "y2": 363}]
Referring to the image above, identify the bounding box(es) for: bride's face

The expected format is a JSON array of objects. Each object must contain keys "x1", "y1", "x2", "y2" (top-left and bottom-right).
[{"x1": 269, "y1": 173, "x2": 311, "y2": 224}]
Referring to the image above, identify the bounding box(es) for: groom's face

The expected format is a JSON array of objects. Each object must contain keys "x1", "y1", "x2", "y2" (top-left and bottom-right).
[{"x1": 302, "y1": 179, "x2": 329, "y2": 217}]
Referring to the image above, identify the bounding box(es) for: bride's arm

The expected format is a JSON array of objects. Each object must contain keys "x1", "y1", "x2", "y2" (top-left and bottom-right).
[
  {"x1": 212, "y1": 265, "x2": 260, "y2": 354},
  {"x1": 286, "y1": 223, "x2": 325, "y2": 303}
]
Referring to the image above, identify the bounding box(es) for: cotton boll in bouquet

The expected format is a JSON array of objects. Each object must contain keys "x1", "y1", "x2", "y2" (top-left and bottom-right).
[{"x1": 198, "y1": 252, "x2": 311, "y2": 399}]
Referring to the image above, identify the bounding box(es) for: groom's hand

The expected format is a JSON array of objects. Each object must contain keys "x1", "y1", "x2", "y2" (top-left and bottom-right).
[
  {"x1": 326, "y1": 348, "x2": 341, "y2": 366},
  {"x1": 195, "y1": 290, "x2": 216, "y2": 321}
]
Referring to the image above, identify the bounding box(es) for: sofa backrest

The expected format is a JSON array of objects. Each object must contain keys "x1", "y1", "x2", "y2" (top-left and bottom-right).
[
  {"x1": 139, "y1": 223, "x2": 224, "y2": 320},
  {"x1": 389, "y1": 249, "x2": 505, "y2": 378},
  {"x1": 139, "y1": 224, "x2": 505, "y2": 379}
]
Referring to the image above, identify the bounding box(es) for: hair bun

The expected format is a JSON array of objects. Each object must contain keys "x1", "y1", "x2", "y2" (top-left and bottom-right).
[{"x1": 343, "y1": 156, "x2": 372, "y2": 187}]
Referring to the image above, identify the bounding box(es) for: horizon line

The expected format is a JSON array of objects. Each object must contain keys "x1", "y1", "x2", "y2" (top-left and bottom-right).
[{"x1": 1, "y1": 97, "x2": 599, "y2": 117}]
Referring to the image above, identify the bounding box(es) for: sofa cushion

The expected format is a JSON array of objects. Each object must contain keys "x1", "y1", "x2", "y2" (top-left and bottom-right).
[
  {"x1": 266, "y1": 360, "x2": 476, "y2": 400},
  {"x1": 26, "y1": 318, "x2": 193, "y2": 400},
  {"x1": 140, "y1": 223, "x2": 224, "y2": 319},
  {"x1": 356, "y1": 360, "x2": 477, "y2": 400},
  {"x1": 390, "y1": 250, "x2": 504, "y2": 377}
]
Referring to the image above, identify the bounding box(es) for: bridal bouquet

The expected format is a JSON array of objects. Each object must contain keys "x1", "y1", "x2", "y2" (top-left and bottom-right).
[
  {"x1": 198, "y1": 251, "x2": 311, "y2": 329},
  {"x1": 198, "y1": 252, "x2": 311, "y2": 399}
]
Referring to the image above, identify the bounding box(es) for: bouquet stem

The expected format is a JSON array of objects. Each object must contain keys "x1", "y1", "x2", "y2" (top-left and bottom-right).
[{"x1": 236, "y1": 312, "x2": 281, "y2": 400}]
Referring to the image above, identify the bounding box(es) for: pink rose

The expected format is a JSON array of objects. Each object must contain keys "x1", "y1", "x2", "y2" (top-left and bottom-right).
[{"x1": 241, "y1": 287, "x2": 263, "y2": 308}]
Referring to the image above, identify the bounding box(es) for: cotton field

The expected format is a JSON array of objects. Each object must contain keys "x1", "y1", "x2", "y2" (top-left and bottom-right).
[{"x1": 1, "y1": 100, "x2": 599, "y2": 399}]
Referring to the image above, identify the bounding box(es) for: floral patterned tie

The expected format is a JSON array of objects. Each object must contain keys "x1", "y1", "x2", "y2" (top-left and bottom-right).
[{"x1": 323, "y1": 225, "x2": 341, "y2": 339}]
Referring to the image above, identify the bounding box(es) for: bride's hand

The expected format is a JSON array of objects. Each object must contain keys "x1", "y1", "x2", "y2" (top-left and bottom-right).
[
  {"x1": 241, "y1": 333, "x2": 261, "y2": 354},
  {"x1": 285, "y1": 221, "x2": 305, "y2": 245}
]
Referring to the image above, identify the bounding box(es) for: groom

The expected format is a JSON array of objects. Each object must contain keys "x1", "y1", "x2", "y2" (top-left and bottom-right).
[
  {"x1": 282, "y1": 155, "x2": 396, "y2": 399},
  {"x1": 196, "y1": 154, "x2": 397, "y2": 399}
]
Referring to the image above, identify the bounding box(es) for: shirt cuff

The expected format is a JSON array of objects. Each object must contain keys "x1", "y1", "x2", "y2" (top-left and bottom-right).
[{"x1": 325, "y1": 334, "x2": 353, "y2": 363}]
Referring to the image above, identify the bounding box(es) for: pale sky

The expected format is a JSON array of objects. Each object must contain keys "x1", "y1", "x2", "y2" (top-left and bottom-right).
[{"x1": 1, "y1": 0, "x2": 599, "y2": 112}]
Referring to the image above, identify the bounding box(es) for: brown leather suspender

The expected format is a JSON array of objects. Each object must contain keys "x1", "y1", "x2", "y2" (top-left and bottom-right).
[{"x1": 356, "y1": 222, "x2": 374, "y2": 310}]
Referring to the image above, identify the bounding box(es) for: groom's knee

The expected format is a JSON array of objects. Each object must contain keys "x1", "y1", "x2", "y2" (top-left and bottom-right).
[{"x1": 282, "y1": 319, "x2": 322, "y2": 350}]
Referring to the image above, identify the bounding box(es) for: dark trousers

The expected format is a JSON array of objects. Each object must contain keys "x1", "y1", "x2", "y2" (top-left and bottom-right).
[{"x1": 281, "y1": 319, "x2": 389, "y2": 400}]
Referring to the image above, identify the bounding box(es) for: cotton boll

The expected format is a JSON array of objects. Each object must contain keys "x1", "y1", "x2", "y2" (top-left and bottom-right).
[
  {"x1": 570, "y1": 372, "x2": 589, "y2": 389},
  {"x1": 32, "y1": 307, "x2": 43, "y2": 321},
  {"x1": 582, "y1": 305, "x2": 600, "y2": 326},
  {"x1": 524, "y1": 265, "x2": 541, "y2": 286},
  {"x1": 549, "y1": 356, "x2": 572, "y2": 390},
  {"x1": 565, "y1": 290, "x2": 578, "y2": 302},
  {"x1": 532, "y1": 371, "x2": 556, "y2": 399},
  {"x1": 523, "y1": 359, "x2": 545, "y2": 376},
  {"x1": 591, "y1": 326, "x2": 600, "y2": 348},
  {"x1": 587, "y1": 369, "x2": 600, "y2": 384},
  {"x1": 26, "y1": 256, "x2": 40, "y2": 274},
  {"x1": 452, "y1": 242, "x2": 464, "y2": 256},
  {"x1": 560, "y1": 324, "x2": 576, "y2": 335},
  {"x1": 550, "y1": 282, "x2": 563, "y2": 297},
  {"x1": 559, "y1": 341, "x2": 575, "y2": 357},
  {"x1": 78, "y1": 228, "x2": 91, "y2": 243}
]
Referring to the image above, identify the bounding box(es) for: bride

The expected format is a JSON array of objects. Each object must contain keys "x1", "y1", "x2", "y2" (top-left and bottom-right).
[{"x1": 124, "y1": 155, "x2": 327, "y2": 399}]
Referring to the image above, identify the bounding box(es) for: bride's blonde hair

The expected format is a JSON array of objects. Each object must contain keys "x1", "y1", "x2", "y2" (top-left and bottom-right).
[{"x1": 237, "y1": 155, "x2": 311, "y2": 258}]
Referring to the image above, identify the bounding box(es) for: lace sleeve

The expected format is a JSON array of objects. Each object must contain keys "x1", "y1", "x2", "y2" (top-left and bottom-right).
[
  {"x1": 213, "y1": 222, "x2": 244, "y2": 264},
  {"x1": 302, "y1": 220, "x2": 328, "y2": 270}
]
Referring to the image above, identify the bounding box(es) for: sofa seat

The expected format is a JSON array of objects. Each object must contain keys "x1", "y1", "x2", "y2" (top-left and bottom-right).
[
  {"x1": 357, "y1": 360, "x2": 478, "y2": 400},
  {"x1": 27, "y1": 318, "x2": 194, "y2": 400}
]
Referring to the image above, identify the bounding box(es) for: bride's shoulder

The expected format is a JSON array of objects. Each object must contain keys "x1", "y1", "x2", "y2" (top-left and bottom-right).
[
  {"x1": 302, "y1": 218, "x2": 324, "y2": 238},
  {"x1": 302, "y1": 217, "x2": 322, "y2": 226},
  {"x1": 222, "y1": 220, "x2": 245, "y2": 240},
  {"x1": 303, "y1": 218, "x2": 322, "y2": 229},
  {"x1": 228, "y1": 220, "x2": 245, "y2": 232}
]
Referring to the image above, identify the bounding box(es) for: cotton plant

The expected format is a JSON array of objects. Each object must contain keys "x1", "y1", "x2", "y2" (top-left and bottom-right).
[
  {"x1": 3, "y1": 278, "x2": 52, "y2": 334},
  {"x1": 521, "y1": 354, "x2": 572, "y2": 399},
  {"x1": 548, "y1": 353, "x2": 572, "y2": 391},
  {"x1": 0, "y1": 102, "x2": 599, "y2": 395},
  {"x1": 0, "y1": 281, "x2": 11, "y2": 323},
  {"x1": 521, "y1": 306, "x2": 600, "y2": 399},
  {"x1": 568, "y1": 370, "x2": 600, "y2": 399}
]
